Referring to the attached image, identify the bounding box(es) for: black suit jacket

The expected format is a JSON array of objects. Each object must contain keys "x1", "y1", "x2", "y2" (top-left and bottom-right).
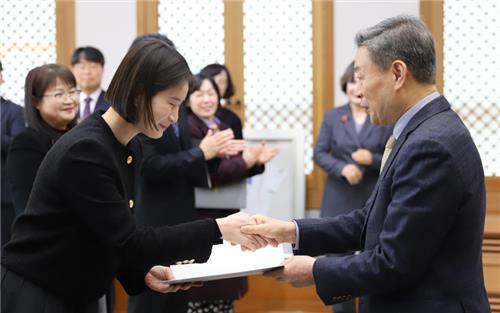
[
  {"x1": 6, "y1": 127, "x2": 60, "y2": 215},
  {"x1": 135, "y1": 105, "x2": 210, "y2": 227},
  {"x1": 1, "y1": 98, "x2": 25, "y2": 204},
  {"x1": 95, "y1": 90, "x2": 110, "y2": 112},
  {"x1": 2, "y1": 112, "x2": 221, "y2": 305},
  {"x1": 216, "y1": 107, "x2": 243, "y2": 139},
  {"x1": 296, "y1": 96, "x2": 489, "y2": 313}
]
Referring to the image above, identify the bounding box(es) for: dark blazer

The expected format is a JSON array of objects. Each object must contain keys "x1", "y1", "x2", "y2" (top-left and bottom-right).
[
  {"x1": 296, "y1": 96, "x2": 489, "y2": 313},
  {"x1": 6, "y1": 127, "x2": 62, "y2": 216},
  {"x1": 95, "y1": 90, "x2": 110, "y2": 112},
  {"x1": 1, "y1": 112, "x2": 222, "y2": 306},
  {"x1": 314, "y1": 104, "x2": 392, "y2": 217},
  {"x1": 135, "y1": 105, "x2": 210, "y2": 227},
  {"x1": 1, "y1": 98, "x2": 25, "y2": 204},
  {"x1": 216, "y1": 107, "x2": 243, "y2": 139},
  {"x1": 129, "y1": 106, "x2": 211, "y2": 313}
]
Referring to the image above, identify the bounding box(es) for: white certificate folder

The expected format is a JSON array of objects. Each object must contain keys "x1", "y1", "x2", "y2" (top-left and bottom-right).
[{"x1": 163, "y1": 242, "x2": 292, "y2": 284}]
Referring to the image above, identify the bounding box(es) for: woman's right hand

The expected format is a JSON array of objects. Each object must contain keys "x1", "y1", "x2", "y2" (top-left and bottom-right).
[
  {"x1": 144, "y1": 265, "x2": 202, "y2": 293},
  {"x1": 199, "y1": 129, "x2": 234, "y2": 160}
]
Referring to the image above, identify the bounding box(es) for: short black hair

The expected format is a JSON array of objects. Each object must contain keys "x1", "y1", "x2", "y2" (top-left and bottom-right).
[
  {"x1": 199, "y1": 63, "x2": 234, "y2": 99},
  {"x1": 106, "y1": 38, "x2": 192, "y2": 130},
  {"x1": 340, "y1": 61, "x2": 355, "y2": 94},
  {"x1": 71, "y1": 46, "x2": 105, "y2": 66},
  {"x1": 132, "y1": 33, "x2": 175, "y2": 48}
]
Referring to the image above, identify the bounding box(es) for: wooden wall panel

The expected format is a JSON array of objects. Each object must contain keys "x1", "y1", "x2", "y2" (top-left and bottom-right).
[
  {"x1": 420, "y1": 0, "x2": 444, "y2": 94},
  {"x1": 55, "y1": 0, "x2": 75, "y2": 67},
  {"x1": 223, "y1": 0, "x2": 245, "y2": 124},
  {"x1": 306, "y1": 0, "x2": 334, "y2": 210},
  {"x1": 485, "y1": 177, "x2": 500, "y2": 312},
  {"x1": 137, "y1": 0, "x2": 158, "y2": 35}
]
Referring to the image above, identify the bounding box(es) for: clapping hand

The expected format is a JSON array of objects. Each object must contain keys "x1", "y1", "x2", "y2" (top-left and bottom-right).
[
  {"x1": 199, "y1": 129, "x2": 235, "y2": 160},
  {"x1": 145, "y1": 265, "x2": 202, "y2": 293},
  {"x1": 242, "y1": 142, "x2": 279, "y2": 168},
  {"x1": 218, "y1": 139, "x2": 246, "y2": 157},
  {"x1": 255, "y1": 141, "x2": 279, "y2": 165}
]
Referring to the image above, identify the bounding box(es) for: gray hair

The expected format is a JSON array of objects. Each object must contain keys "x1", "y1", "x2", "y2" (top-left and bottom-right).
[{"x1": 355, "y1": 15, "x2": 436, "y2": 84}]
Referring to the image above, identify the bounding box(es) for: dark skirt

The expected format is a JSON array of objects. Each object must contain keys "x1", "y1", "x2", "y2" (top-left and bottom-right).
[{"x1": 1, "y1": 267, "x2": 98, "y2": 313}]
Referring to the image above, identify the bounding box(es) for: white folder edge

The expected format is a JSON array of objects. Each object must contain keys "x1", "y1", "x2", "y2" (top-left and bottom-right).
[{"x1": 162, "y1": 265, "x2": 283, "y2": 285}]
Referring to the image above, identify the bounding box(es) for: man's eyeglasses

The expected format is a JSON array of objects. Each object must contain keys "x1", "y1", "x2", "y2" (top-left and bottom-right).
[{"x1": 43, "y1": 89, "x2": 81, "y2": 101}]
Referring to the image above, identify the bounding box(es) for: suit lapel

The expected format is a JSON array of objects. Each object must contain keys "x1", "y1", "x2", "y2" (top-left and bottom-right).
[
  {"x1": 360, "y1": 96, "x2": 451, "y2": 247},
  {"x1": 379, "y1": 96, "x2": 450, "y2": 179}
]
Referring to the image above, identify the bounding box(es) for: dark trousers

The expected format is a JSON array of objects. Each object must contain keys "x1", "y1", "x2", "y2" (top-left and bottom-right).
[
  {"x1": 128, "y1": 290, "x2": 187, "y2": 313},
  {"x1": 1, "y1": 202, "x2": 15, "y2": 247},
  {"x1": 1, "y1": 267, "x2": 98, "y2": 313}
]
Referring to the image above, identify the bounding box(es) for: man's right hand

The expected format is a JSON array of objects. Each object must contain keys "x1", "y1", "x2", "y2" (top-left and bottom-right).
[{"x1": 241, "y1": 214, "x2": 297, "y2": 247}]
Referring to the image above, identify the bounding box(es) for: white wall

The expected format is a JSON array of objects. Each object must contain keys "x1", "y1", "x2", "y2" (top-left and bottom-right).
[
  {"x1": 75, "y1": 0, "x2": 137, "y2": 90},
  {"x1": 334, "y1": 0, "x2": 419, "y2": 106}
]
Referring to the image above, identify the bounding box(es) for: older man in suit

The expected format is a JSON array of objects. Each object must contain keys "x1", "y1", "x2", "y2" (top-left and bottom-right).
[{"x1": 242, "y1": 15, "x2": 490, "y2": 313}]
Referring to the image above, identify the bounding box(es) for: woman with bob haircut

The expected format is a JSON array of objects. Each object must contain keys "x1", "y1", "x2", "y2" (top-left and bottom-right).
[
  {"x1": 6, "y1": 64, "x2": 79, "y2": 217},
  {"x1": 1, "y1": 39, "x2": 264, "y2": 313}
]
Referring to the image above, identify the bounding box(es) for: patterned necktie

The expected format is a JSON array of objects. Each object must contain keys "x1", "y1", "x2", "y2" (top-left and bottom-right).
[
  {"x1": 82, "y1": 97, "x2": 92, "y2": 119},
  {"x1": 380, "y1": 135, "x2": 396, "y2": 173}
]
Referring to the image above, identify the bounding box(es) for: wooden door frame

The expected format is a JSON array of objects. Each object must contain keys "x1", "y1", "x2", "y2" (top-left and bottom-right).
[
  {"x1": 137, "y1": 0, "x2": 158, "y2": 35},
  {"x1": 55, "y1": 0, "x2": 75, "y2": 67}
]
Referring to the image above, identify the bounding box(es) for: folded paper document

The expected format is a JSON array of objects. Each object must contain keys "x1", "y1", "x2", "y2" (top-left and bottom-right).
[{"x1": 163, "y1": 242, "x2": 292, "y2": 284}]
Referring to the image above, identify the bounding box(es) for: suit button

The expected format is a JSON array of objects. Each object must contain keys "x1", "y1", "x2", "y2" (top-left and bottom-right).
[
  {"x1": 129, "y1": 199, "x2": 134, "y2": 208},
  {"x1": 126, "y1": 155, "x2": 133, "y2": 164}
]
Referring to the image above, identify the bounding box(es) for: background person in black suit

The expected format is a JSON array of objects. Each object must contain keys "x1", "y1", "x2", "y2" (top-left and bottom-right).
[
  {"x1": 1, "y1": 38, "x2": 263, "y2": 313},
  {"x1": 128, "y1": 105, "x2": 237, "y2": 313},
  {"x1": 71, "y1": 46, "x2": 110, "y2": 121},
  {"x1": 6, "y1": 63, "x2": 79, "y2": 217},
  {"x1": 0, "y1": 60, "x2": 25, "y2": 246}
]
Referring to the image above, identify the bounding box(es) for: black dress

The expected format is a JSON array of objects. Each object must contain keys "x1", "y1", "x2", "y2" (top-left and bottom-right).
[{"x1": 1, "y1": 111, "x2": 222, "y2": 313}]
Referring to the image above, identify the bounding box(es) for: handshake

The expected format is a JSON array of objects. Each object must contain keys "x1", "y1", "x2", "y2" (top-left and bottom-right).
[
  {"x1": 215, "y1": 211, "x2": 297, "y2": 251},
  {"x1": 147, "y1": 212, "x2": 316, "y2": 293}
]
